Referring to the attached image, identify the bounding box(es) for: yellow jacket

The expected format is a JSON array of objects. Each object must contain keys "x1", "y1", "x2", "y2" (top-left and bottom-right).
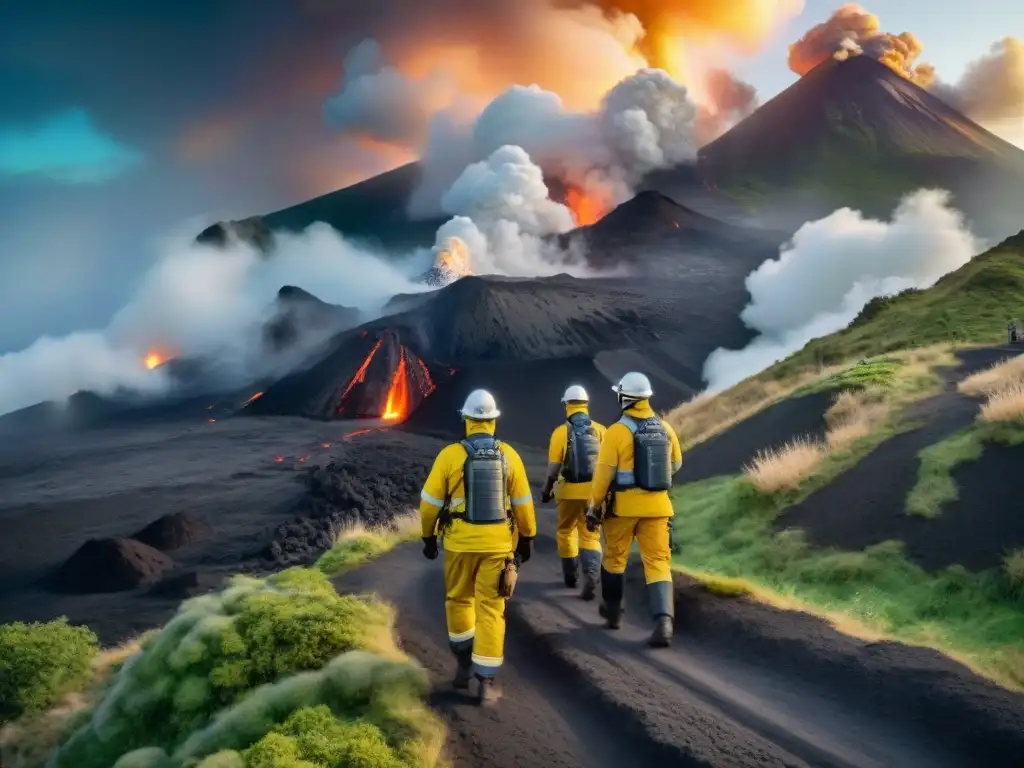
[
  {"x1": 588, "y1": 400, "x2": 682, "y2": 518},
  {"x1": 547, "y1": 404, "x2": 607, "y2": 501},
  {"x1": 419, "y1": 420, "x2": 537, "y2": 553}
]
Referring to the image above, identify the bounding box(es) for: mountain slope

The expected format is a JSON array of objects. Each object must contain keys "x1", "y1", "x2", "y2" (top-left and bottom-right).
[{"x1": 686, "y1": 56, "x2": 1024, "y2": 237}]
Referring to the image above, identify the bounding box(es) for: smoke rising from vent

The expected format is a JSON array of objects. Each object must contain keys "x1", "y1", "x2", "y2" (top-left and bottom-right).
[
  {"x1": 703, "y1": 189, "x2": 983, "y2": 392},
  {"x1": 930, "y1": 38, "x2": 1024, "y2": 125}
]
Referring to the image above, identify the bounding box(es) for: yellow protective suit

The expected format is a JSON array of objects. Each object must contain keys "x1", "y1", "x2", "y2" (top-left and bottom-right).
[
  {"x1": 546, "y1": 404, "x2": 606, "y2": 562},
  {"x1": 419, "y1": 419, "x2": 536, "y2": 678},
  {"x1": 588, "y1": 399, "x2": 682, "y2": 622}
]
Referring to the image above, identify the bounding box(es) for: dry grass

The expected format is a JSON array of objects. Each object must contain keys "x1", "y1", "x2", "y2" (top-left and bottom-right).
[
  {"x1": 666, "y1": 366, "x2": 837, "y2": 449},
  {"x1": 824, "y1": 388, "x2": 891, "y2": 452},
  {"x1": 979, "y1": 382, "x2": 1024, "y2": 424},
  {"x1": 959, "y1": 355, "x2": 1024, "y2": 397},
  {"x1": 743, "y1": 436, "x2": 828, "y2": 494},
  {"x1": 0, "y1": 634, "x2": 148, "y2": 768}
]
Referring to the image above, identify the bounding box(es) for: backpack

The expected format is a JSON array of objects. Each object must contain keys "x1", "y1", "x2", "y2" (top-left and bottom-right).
[
  {"x1": 562, "y1": 412, "x2": 600, "y2": 483},
  {"x1": 459, "y1": 434, "x2": 509, "y2": 524},
  {"x1": 619, "y1": 416, "x2": 672, "y2": 492}
]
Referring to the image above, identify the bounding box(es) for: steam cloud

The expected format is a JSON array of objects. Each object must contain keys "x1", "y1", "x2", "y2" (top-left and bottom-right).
[
  {"x1": 0, "y1": 227, "x2": 432, "y2": 417},
  {"x1": 930, "y1": 38, "x2": 1024, "y2": 125},
  {"x1": 703, "y1": 189, "x2": 982, "y2": 392}
]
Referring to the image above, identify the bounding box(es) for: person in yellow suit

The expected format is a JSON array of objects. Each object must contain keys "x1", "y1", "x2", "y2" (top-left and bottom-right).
[
  {"x1": 585, "y1": 372, "x2": 683, "y2": 648},
  {"x1": 540, "y1": 385, "x2": 606, "y2": 600},
  {"x1": 419, "y1": 389, "x2": 537, "y2": 705}
]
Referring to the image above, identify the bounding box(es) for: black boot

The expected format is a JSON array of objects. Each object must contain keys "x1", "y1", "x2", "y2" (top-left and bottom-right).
[
  {"x1": 599, "y1": 569, "x2": 624, "y2": 629},
  {"x1": 561, "y1": 556, "x2": 580, "y2": 589},
  {"x1": 475, "y1": 675, "x2": 502, "y2": 707},
  {"x1": 452, "y1": 648, "x2": 472, "y2": 689},
  {"x1": 647, "y1": 581, "x2": 675, "y2": 648},
  {"x1": 579, "y1": 550, "x2": 601, "y2": 601}
]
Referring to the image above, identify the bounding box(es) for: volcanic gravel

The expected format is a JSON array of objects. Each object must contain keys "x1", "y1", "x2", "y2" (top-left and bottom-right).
[{"x1": 676, "y1": 391, "x2": 834, "y2": 483}]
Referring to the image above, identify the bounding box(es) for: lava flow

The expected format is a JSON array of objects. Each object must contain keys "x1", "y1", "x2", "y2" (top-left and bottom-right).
[
  {"x1": 382, "y1": 352, "x2": 410, "y2": 421},
  {"x1": 243, "y1": 391, "x2": 264, "y2": 407},
  {"x1": 143, "y1": 351, "x2": 171, "y2": 370},
  {"x1": 566, "y1": 187, "x2": 607, "y2": 227},
  {"x1": 336, "y1": 339, "x2": 383, "y2": 414}
]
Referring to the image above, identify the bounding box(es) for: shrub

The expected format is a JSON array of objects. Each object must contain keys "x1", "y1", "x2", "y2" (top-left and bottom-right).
[
  {"x1": 0, "y1": 618, "x2": 98, "y2": 724},
  {"x1": 743, "y1": 437, "x2": 827, "y2": 494},
  {"x1": 1004, "y1": 549, "x2": 1024, "y2": 595},
  {"x1": 959, "y1": 355, "x2": 1024, "y2": 397},
  {"x1": 316, "y1": 515, "x2": 420, "y2": 578},
  {"x1": 49, "y1": 568, "x2": 441, "y2": 768},
  {"x1": 818, "y1": 358, "x2": 902, "y2": 392}
]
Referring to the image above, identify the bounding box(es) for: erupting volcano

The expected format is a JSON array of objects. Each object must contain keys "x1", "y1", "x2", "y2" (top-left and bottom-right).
[
  {"x1": 143, "y1": 351, "x2": 171, "y2": 370},
  {"x1": 566, "y1": 187, "x2": 609, "y2": 227}
]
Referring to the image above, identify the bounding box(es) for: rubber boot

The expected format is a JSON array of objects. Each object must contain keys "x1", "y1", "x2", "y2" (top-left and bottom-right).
[
  {"x1": 579, "y1": 549, "x2": 601, "y2": 601},
  {"x1": 598, "y1": 568, "x2": 624, "y2": 629},
  {"x1": 561, "y1": 556, "x2": 580, "y2": 589},
  {"x1": 475, "y1": 675, "x2": 502, "y2": 707},
  {"x1": 647, "y1": 580, "x2": 675, "y2": 648},
  {"x1": 452, "y1": 648, "x2": 472, "y2": 689}
]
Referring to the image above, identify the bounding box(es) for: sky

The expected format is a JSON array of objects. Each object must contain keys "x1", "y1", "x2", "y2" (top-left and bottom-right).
[{"x1": 0, "y1": 0, "x2": 1020, "y2": 353}]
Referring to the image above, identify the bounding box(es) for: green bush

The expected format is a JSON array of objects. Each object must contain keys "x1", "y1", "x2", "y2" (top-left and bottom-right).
[
  {"x1": 0, "y1": 618, "x2": 98, "y2": 724},
  {"x1": 49, "y1": 568, "x2": 441, "y2": 768}
]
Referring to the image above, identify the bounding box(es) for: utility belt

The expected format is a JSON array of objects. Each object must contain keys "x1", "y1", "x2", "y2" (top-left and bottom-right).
[{"x1": 437, "y1": 505, "x2": 514, "y2": 535}]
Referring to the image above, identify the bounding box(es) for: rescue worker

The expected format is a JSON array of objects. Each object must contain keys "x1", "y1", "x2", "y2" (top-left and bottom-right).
[
  {"x1": 540, "y1": 385, "x2": 606, "y2": 600},
  {"x1": 419, "y1": 389, "x2": 536, "y2": 705},
  {"x1": 585, "y1": 372, "x2": 683, "y2": 648}
]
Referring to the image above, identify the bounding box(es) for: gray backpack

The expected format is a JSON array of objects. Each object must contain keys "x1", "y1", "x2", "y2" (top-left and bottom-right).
[
  {"x1": 562, "y1": 412, "x2": 600, "y2": 483},
  {"x1": 620, "y1": 416, "x2": 672, "y2": 492},
  {"x1": 459, "y1": 434, "x2": 509, "y2": 524}
]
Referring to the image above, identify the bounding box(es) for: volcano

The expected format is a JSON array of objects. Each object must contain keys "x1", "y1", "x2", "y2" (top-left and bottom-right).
[
  {"x1": 656, "y1": 55, "x2": 1024, "y2": 237},
  {"x1": 261, "y1": 285, "x2": 360, "y2": 354}
]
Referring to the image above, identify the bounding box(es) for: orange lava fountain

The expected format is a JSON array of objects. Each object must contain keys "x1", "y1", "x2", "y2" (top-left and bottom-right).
[
  {"x1": 382, "y1": 351, "x2": 410, "y2": 421},
  {"x1": 566, "y1": 187, "x2": 607, "y2": 227}
]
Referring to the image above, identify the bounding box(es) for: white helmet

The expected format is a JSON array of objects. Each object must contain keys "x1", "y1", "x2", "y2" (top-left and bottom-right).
[
  {"x1": 612, "y1": 372, "x2": 653, "y2": 399},
  {"x1": 459, "y1": 389, "x2": 501, "y2": 420},
  {"x1": 561, "y1": 385, "x2": 589, "y2": 403}
]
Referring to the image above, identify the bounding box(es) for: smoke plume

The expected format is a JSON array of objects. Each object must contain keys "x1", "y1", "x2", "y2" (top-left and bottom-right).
[
  {"x1": 703, "y1": 189, "x2": 982, "y2": 391},
  {"x1": 0, "y1": 226, "x2": 431, "y2": 417},
  {"x1": 929, "y1": 38, "x2": 1024, "y2": 126},
  {"x1": 787, "y1": 4, "x2": 935, "y2": 86}
]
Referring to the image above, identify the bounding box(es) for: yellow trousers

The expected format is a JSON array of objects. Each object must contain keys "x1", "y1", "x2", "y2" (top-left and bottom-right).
[
  {"x1": 556, "y1": 499, "x2": 602, "y2": 559},
  {"x1": 602, "y1": 516, "x2": 672, "y2": 584},
  {"x1": 444, "y1": 550, "x2": 509, "y2": 678}
]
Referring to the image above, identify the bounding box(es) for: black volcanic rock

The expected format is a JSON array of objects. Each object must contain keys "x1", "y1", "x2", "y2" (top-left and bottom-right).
[
  {"x1": 47, "y1": 538, "x2": 173, "y2": 594},
  {"x1": 261, "y1": 286, "x2": 360, "y2": 354},
  {"x1": 196, "y1": 216, "x2": 274, "y2": 252},
  {"x1": 133, "y1": 512, "x2": 212, "y2": 551}
]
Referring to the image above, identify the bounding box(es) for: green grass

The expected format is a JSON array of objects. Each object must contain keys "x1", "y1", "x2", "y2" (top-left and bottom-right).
[
  {"x1": 1, "y1": 569, "x2": 444, "y2": 768},
  {"x1": 670, "y1": 476, "x2": 1024, "y2": 689},
  {"x1": 768, "y1": 231, "x2": 1024, "y2": 375},
  {"x1": 315, "y1": 517, "x2": 420, "y2": 578},
  {"x1": 906, "y1": 422, "x2": 1024, "y2": 518}
]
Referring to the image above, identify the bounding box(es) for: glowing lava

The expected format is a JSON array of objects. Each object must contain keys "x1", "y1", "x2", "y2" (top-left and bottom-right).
[
  {"x1": 382, "y1": 352, "x2": 410, "y2": 421},
  {"x1": 566, "y1": 188, "x2": 607, "y2": 227},
  {"x1": 337, "y1": 339, "x2": 383, "y2": 413},
  {"x1": 432, "y1": 236, "x2": 473, "y2": 280},
  {"x1": 144, "y1": 351, "x2": 170, "y2": 370},
  {"x1": 243, "y1": 391, "x2": 264, "y2": 407}
]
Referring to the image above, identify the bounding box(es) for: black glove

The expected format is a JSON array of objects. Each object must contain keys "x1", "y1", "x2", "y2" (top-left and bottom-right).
[
  {"x1": 540, "y1": 478, "x2": 555, "y2": 504},
  {"x1": 515, "y1": 536, "x2": 533, "y2": 564},
  {"x1": 422, "y1": 536, "x2": 439, "y2": 560},
  {"x1": 584, "y1": 506, "x2": 603, "y2": 533}
]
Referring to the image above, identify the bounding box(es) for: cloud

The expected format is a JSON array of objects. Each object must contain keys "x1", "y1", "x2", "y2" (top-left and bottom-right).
[
  {"x1": 703, "y1": 189, "x2": 982, "y2": 391},
  {"x1": 0, "y1": 108, "x2": 142, "y2": 184},
  {"x1": 929, "y1": 37, "x2": 1024, "y2": 124},
  {"x1": 787, "y1": 4, "x2": 935, "y2": 87}
]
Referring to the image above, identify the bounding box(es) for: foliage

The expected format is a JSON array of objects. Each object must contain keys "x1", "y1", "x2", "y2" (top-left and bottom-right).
[{"x1": 0, "y1": 618, "x2": 98, "y2": 724}]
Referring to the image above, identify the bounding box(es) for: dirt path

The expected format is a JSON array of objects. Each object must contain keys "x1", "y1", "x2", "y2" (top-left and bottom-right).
[{"x1": 335, "y1": 503, "x2": 1024, "y2": 767}]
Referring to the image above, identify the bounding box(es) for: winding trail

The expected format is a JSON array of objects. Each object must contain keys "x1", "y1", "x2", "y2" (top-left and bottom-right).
[{"x1": 334, "y1": 492, "x2": 1024, "y2": 768}]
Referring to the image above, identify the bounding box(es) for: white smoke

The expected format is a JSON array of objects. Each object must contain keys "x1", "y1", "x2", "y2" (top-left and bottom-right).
[
  {"x1": 429, "y1": 145, "x2": 587, "y2": 278},
  {"x1": 410, "y1": 68, "x2": 701, "y2": 216},
  {"x1": 0, "y1": 225, "x2": 431, "y2": 417},
  {"x1": 703, "y1": 189, "x2": 983, "y2": 392}
]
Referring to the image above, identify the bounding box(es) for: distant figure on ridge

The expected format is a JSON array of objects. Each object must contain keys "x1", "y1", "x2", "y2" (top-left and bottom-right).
[
  {"x1": 540, "y1": 385, "x2": 606, "y2": 600},
  {"x1": 1009, "y1": 320, "x2": 1018, "y2": 344},
  {"x1": 418, "y1": 389, "x2": 536, "y2": 706},
  {"x1": 585, "y1": 372, "x2": 683, "y2": 648}
]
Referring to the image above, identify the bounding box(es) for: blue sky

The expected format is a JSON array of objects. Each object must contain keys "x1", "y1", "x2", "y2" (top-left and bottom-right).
[{"x1": 0, "y1": 0, "x2": 1019, "y2": 354}]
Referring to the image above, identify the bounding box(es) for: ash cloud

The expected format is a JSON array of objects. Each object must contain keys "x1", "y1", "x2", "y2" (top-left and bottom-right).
[
  {"x1": 703, "y1": 189, "x2": 983, "y2": 392},
  {"x1": 929, "y1": 38, "x2": 1024, "y2": 125},
  {"x1": 787, "y1": 4, "x2": 935, "y2": 86}
]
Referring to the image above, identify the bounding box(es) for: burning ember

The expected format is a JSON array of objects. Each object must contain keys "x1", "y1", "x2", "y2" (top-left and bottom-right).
[{"x1": 566, "y1": 187, "x2": 608, "y2": 227}]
